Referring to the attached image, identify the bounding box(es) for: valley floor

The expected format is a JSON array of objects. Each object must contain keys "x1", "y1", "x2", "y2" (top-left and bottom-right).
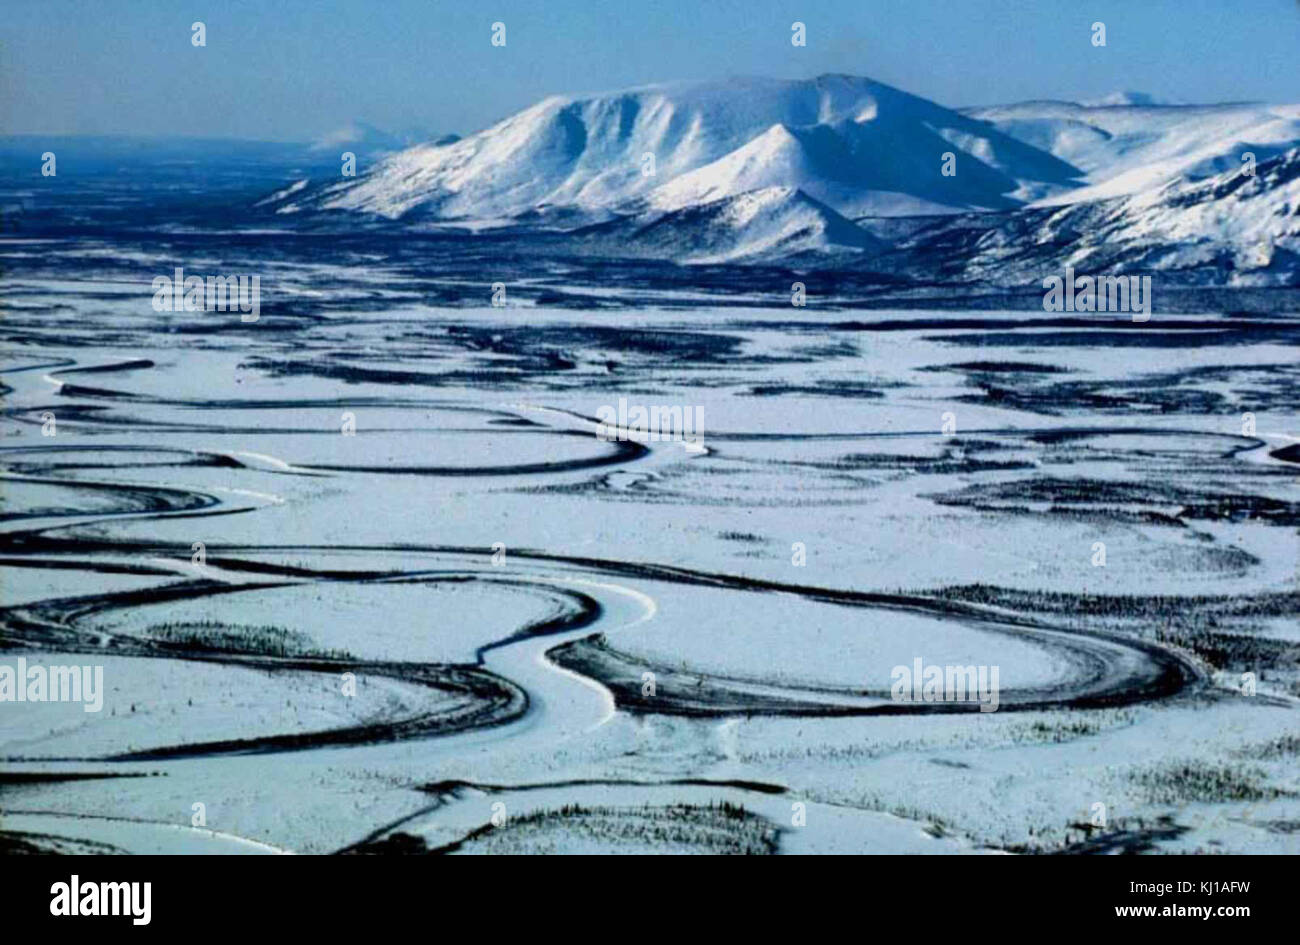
[{"x1": 1, "y1": 232, "x2": 1298, "y2": 854}]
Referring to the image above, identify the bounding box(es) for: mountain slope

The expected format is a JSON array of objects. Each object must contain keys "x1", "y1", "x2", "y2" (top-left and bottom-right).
[
  {"x1": 576, "y1": 185, "x2": 885, "y2": 264},
  {"x1": 644, "y1": 117, "x2": 1062, "y2": 218}
]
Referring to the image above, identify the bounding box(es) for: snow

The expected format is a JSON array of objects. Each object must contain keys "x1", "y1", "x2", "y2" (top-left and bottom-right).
[
  {"x1": 610, "y1": 185, "x2": 884, "y2": 263},
  {"x1": 965, "y1": 99, "x2": 1300, "y2": 204}
]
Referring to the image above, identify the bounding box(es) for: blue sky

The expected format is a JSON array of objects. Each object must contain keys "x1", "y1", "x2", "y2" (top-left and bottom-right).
[{"x1": 4, "y1": 0, "x2": 1299, "y2": 141}]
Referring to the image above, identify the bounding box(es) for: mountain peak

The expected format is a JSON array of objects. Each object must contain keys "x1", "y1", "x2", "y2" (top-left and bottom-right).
[{"x1": 283, "y1": 73, "x2": 1079, "y2": 222}]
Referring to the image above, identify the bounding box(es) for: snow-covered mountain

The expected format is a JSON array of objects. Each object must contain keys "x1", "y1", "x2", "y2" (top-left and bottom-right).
[
  {"x1": 964, "y1": 99, "x2": 1300, "y2": 205},
  {"x1": 272, "y1": 74, "x2": 1083, "y2": 222}
]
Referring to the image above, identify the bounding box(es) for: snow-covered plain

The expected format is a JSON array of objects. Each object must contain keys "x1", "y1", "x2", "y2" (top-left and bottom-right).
[{"x1": 1, "y1": 228, "x2": 1298, "y2": 854}]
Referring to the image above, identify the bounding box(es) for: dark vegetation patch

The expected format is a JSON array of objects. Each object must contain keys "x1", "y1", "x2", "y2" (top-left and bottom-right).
[
  {"x1": 942, "y1": 584, "x2": 1299, "y2": 661},
  {"x1": 1131, "y1": 761, "x2": 1285, "y2": 804},
  {"x1": 953, "y1": 361, "x2": 1300, "y2": 416},
  {"x1": 1154, "y1": 625, "x2": 1297, "y2": 672},
  {"x1": 1234, "y1": 734, "x2": 1300, "y2": 761},
  {"x1": 944, "y1": 584, "x2": 1300, "y2": 622},
  {"x1": 345, "y1": 801, "x2": 779, "y2": 855},
  {"x1": 1262, "y1": 820, "x2": 1300, "y2": 834},
  {"x1": 1007, "y1": 815, "x2": 1190, "y2": 855},
  {"x1": 1009, "y1": 718, "x2": 1106, "y2": 744},
  {"x1": 131, "y1": 620, "x2": 353, "y2": 660},
  {"x1": 931, "y1": 476, "x2": 1300, "y2": 526},
  {"x1": 717, "y1": 531, "x2": 766, "y2": 543},
  {"x1": 834, "y1": 451, "x2": 1033, "y2": 474},
  {"x1": 943, "y1": 584, "x2": 1299, "y2": 674},
  {"x1": 451, "y1": 802, "x2": 777, "y2": 855}
]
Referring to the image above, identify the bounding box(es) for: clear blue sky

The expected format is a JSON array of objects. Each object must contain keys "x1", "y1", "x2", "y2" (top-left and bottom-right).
[{"x1": 3, "y1": 0, "x2": 1298, "y2": 141}]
